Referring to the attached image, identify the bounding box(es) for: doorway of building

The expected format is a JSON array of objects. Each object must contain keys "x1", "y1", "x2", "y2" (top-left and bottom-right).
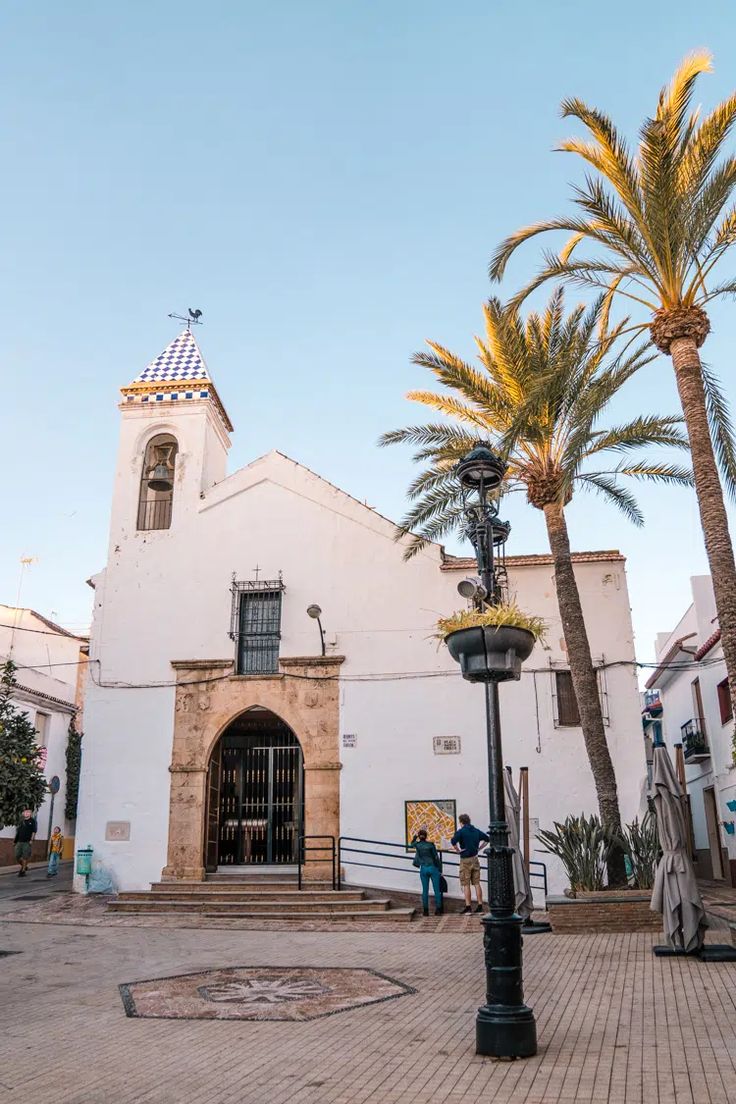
[
  {"x1": 703, "y1": 786, "x2": 725, "y2": 880},
  {"x1": 204, "y1": 708, "x2": 304, "y2": 870}
]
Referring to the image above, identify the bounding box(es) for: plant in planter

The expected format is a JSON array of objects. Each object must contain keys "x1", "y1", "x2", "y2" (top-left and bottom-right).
[
  {"x1": 437, "y1": 603, "x2": 546, "y2": 683},
  {"x1": 537, "y1": 813, "x2": 615, "y2": 896},
  {"x1": 620, "y1": 810, "x2": 659, "y2": 891}
]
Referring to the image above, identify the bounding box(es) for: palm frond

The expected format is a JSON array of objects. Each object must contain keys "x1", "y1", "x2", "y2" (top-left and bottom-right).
[
  {"x1": 378, "y1": 424, "x2": 477, "y2": 450},
  {"x1": 614, "y1": 461, "x2": 693, "y2": 485},
  {"x1": 583, "y1": 416, "x2": 689, "y2": 457},
  {"x1": 578, "y1": 473, "x2": 645, "y2": 525},
  {"x1": 701, "y1": 361, "x2": 736, "y2": 499},
  {"x1": 405, "y1": 390, "x2": 491, "y2": 429}
]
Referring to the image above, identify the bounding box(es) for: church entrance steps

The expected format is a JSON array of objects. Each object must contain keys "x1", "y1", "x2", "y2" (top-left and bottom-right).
[
  {"x1": 108, "y1": 901, "x2": 414, "y2": 922},
  {"x1": 107, "y1": 881, "x2": 415, "y2": 922},
  {"x1": 152, "y1": 883, "x2": 338, "y2": 896},
  {"x1": 198, "y1": 908, "x2": 415, "y2": 922},
  {"x1": 114, "y1": 890, "x2": 370, "y2": 908}
]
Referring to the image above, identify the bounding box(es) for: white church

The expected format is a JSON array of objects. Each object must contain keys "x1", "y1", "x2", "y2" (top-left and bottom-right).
[{"x1": 76, "y1": 327, "x2": 646, "y2": 897}]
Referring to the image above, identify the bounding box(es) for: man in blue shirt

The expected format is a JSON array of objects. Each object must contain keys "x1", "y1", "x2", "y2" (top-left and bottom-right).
[{"x1": 451, "y1": 813, "x2": 490, "y2": 914}]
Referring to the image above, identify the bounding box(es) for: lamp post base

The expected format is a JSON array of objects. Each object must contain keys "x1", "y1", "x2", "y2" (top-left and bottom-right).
[
  {"x1": 476, "y1": 912, "x2": 537, "y2": 1058},
  {"x1": 476, "y1": 1001, "x2": 538, "y2": 1059}
]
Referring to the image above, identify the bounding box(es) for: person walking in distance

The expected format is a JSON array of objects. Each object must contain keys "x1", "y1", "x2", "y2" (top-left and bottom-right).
[
  {"x1": 14, "y1": 808, "x2": 37, "y2": 877},
  {"x1": 451, "y1": 813, "x2": 489, "y2": 914}
]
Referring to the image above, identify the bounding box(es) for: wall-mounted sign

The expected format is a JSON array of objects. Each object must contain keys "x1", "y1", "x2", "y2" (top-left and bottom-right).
[
  {"x1": 342, "y1": 734, "x2": 357, "y2": 748},
  {"x1": 432, "y1": 736, "x2": 461, "y2": 755},
  {"x1": 105, "y1": 821, "x2": 131, "y2": 842}
]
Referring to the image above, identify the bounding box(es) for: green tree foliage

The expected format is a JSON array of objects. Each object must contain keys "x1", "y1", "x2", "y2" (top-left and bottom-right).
[
  {"x1": 0, "y1": 661, "x2": 47, "y2": 830},
  {"x1": 65, "y1": 719, "x2": 83, "y2": 821}
]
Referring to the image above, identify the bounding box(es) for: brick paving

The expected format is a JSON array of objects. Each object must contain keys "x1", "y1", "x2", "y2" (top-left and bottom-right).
[{"x1": 2, "y1": 909, "x2": 736, "y2": 1102}]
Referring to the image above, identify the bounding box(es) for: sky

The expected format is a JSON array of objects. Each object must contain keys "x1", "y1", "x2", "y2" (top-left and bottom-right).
[{"x1": 2, "y1": 1, "x2": 736, "y2": 668}]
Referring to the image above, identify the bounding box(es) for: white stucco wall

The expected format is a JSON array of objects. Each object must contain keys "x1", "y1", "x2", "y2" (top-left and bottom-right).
[
  {"x1": 650, "y1": 576, "x2": 736, "y2": 873},
  {"x1": 0, "y1": 606, "x2": 83, "y2": 849},
  {"x1": 77, "y1": 396, "x2": 646, "y2": 897}
]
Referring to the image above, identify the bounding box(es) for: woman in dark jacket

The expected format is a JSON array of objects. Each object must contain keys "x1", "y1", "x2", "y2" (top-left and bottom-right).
[{"x1": 409, "y1": 829, "x2": 444, "y2": 916}]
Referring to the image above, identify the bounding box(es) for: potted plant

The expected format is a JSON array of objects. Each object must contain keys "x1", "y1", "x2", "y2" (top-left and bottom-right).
[
  {"x1": 537, "y1": 812, "x2": 663, "y2": 933},
  {"x1": 438, "y1": 603, "x2": 546, "y2": 683}
]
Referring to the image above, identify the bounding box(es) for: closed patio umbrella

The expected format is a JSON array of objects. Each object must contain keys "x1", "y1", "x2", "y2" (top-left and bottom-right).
[
  {"x1": 650, "y1": 743, "x2": 706, "y2": 953},
  {"x1": 504, "y1": 767, "x2": 533, "y2": 921}
]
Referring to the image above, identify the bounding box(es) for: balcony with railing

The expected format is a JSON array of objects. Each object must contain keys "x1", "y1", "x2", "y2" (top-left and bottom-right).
[
  {"x1": 643, "y1": 689, "x2": 663, "y2": 715},
  {"x1": 680, "y1": 718, "x2": 710, "y2": 763}
]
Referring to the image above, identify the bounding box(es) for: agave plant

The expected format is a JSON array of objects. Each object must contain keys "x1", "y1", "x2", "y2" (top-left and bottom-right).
[
  {"x1": 620, "y1": 810, "x2": 660, "y2": 891},
  {"x1": 537, "y1": 813, "x2": 616, "y2": 895}
]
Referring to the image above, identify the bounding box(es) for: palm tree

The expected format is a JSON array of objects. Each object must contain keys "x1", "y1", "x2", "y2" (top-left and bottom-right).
[
  {"x1": 380, "y1": 290, "x2": 690, "y2": 883},
  {"x1": 489, "y1": 51, "x2": 736, "y2": 719}
]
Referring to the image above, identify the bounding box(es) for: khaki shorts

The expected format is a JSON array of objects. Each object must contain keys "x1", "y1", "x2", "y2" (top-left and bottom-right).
[
  {"x1": 459, "y1": 856, "x2": 481, "y2": 887},
  {"x1": 14, "y1": 842, "x2": 32, "y2": 861}
]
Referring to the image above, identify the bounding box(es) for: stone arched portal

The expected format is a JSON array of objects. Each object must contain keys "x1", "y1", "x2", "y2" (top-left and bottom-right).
[{"x1": 162, "y1": 655, "x2": 344, "y2": 882}]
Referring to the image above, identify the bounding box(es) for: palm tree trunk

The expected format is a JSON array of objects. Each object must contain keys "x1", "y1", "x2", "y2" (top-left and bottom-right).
[
  {"x1": 543, "y1": 501, "x2": 627, "y2": 886},
  {"x1": 670, "y1": 336, "x2": 736, "y2": 723}
]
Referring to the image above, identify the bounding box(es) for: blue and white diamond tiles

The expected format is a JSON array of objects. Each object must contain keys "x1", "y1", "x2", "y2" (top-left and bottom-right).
[{"x1": 133, "y1": 329, "x2": 210, "y2": 384}]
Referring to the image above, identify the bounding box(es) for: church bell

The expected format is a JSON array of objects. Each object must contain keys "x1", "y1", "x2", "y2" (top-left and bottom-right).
[{"x1": 147, "y1": 460, "x2": 174, "y2": 492}]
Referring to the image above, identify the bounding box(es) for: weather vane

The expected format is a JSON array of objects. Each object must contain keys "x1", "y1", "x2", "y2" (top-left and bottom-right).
[{"x1": 168, "y1": 308, "x2": 203, "y2": 331}]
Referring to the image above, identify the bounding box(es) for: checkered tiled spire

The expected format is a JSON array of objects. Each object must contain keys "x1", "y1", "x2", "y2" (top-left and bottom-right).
[
  {"x1": 133, "y1": 329, "x2": 210, "y2": 384},
  {"x1": 121, "y1": 327, "x2": 233, "y2": 433}
]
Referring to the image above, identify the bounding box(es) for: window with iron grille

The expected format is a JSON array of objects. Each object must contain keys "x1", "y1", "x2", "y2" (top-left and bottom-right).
[
  {"x1": 230, "y1": 577, "x2": 284, "y2": 675},
  {"x1": 554, "y1": 670, "x2": 581, "y2": 727}
]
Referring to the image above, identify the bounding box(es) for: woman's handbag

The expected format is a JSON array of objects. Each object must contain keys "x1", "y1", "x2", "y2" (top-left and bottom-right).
[{"x1": 439, "y1": 875, "x2": 448, "y2": 893}]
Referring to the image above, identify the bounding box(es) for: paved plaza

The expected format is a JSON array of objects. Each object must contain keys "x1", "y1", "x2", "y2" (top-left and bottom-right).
[{"x1": 2, "y1": 897, "x2": 736, "y2": 1104}]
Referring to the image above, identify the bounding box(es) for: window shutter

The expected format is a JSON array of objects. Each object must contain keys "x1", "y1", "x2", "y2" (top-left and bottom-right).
[
  {"x1": 718, "y1": 678, "x2": 732, "y2": 725},
  {"x1": 555, "y1": 671, "x2": 581, "y2": 727}
]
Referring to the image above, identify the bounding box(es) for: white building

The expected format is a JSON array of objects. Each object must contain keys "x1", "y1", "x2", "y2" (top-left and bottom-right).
[
  {"x1": 76, "y1": 328, "x2": 646, "y2": 896},
  {"x1": 646, "y1": 575, "x2": 736, "y2": 885},
  {"x1": 0, "y1": 605, "x2": 87, "y2": 865}
]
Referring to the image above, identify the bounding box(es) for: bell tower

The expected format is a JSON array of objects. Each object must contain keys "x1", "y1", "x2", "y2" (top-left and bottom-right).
[{"x1": 109, "y1": 327, "x2": 233, "y2": 547}]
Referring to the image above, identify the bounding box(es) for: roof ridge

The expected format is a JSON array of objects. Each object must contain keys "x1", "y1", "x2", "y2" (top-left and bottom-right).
[{"x1": 2, "y1": 607, "x2": 88, "y2": 640}]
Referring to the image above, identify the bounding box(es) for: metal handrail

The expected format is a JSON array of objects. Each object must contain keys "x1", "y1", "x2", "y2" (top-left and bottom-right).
[
  {"x1": 297, "y1": 835, "x2": 336, "y2": 891},
  {"x1": 337, "y1": 835, "x2": 548, "y2": 902},
  {"x1": 680, "y1": 718, "x2": 709, "y2": 758}
]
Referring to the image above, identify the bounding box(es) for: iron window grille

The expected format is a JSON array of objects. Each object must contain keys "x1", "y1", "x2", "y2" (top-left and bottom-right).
[{"x1": 230, "y1": 575, "x2": 284, "y2": 675}]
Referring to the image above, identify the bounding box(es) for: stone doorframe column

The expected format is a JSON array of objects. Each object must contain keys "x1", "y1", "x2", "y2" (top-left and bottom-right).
[{"x1": 162, "y1": 655, "x2": 345, "y2": 882}]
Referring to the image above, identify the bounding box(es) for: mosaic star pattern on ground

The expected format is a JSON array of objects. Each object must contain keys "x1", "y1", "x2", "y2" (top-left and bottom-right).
[{"x1": 120, "y1": 965, "x2": 416, "y2": 1021}]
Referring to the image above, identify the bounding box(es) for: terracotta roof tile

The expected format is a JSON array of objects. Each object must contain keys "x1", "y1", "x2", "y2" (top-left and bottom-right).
[{"x1": 694, "y1": 628, "x2": 721, "y2": 662}]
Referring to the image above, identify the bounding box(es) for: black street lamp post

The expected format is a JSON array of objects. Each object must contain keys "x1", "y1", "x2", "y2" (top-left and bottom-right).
[{"x1": 449, "y1": 445, "x2": 537, "y2": 1060}]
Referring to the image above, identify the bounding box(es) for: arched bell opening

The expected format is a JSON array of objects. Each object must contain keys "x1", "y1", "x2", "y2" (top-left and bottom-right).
[
  {"x1": 204, "y1": 707, "x2": 304, "y2": 872},
  {"x1": 137, "y1": 433, "x2": 178, "y2": 531}
]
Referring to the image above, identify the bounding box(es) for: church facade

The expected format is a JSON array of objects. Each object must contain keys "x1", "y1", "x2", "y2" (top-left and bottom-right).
[{"x1": 76, "y1": 328, "x2": 645, "y2": 896}]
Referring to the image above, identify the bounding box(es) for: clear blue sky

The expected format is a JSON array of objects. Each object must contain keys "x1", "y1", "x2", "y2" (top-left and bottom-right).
[{"x1": 2, "y1": 2, "x2": 735, "y2": 666}]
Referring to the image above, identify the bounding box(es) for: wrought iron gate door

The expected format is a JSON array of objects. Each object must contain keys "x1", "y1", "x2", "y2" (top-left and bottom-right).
[{"x1": 218, "y1": 737, "x2": 303, "y2": 865}]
